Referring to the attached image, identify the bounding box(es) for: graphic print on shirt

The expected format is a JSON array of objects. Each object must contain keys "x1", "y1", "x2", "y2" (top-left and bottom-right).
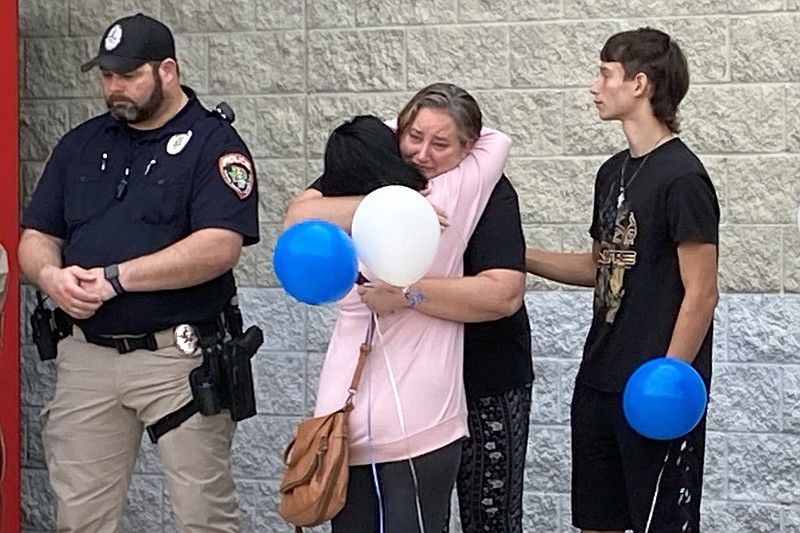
[{"x1": 595, "y1": 202, "x2": 638, "y2": 324}]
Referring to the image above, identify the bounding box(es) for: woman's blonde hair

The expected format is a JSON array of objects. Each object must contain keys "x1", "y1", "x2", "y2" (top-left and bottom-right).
[{"x1": 397, "y1": 82, "x2": 482, "y2": 145}]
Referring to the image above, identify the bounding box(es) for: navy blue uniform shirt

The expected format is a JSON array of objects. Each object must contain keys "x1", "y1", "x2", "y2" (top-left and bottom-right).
[{"x1": 23, "y1": 87, "x2": 260, "y2": 335}]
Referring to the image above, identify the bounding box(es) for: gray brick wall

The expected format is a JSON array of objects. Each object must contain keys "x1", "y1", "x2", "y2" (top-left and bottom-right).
[{"x1": 17, "y1": 1, "x2": 800, "y2": 532}]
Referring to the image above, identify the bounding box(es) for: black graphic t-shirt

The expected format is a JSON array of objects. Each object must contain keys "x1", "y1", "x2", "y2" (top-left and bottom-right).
[{"x1": 578, "y1": 138, "x2": 720, "y2": 393}]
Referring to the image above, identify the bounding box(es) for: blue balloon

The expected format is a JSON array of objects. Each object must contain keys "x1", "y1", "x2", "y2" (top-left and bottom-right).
[
  {"x1": 273, "y1": 220, "x2": 358, "y2": 305},
  {"x1": 622, "y1": 358, "x2": 708, "y2": 440}
]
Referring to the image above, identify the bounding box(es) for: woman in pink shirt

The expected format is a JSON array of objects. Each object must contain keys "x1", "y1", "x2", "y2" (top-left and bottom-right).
[{"x1": 285, "y1": 83, "x2": 511, "y2": 532}]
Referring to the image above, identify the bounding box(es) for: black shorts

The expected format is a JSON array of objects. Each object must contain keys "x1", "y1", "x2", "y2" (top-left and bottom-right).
[{"x1": 571, "y1": 381, "x2": 706, "y2": 533}]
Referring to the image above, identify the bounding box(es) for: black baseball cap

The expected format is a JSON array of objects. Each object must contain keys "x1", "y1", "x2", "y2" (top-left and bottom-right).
[{"x1": 81, "y1": 13, "x2": 175, "y2": 74}]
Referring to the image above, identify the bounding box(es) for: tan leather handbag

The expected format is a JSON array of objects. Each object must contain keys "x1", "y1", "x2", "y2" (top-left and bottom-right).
[{"x1": 279, "y1": 340, "x2": 370, "y2": 531}]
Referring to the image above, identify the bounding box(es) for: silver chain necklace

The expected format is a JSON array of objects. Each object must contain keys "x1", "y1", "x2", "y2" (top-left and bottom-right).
[{"x1": 617, "y1": 133, "x2": 673, "y2": 208}]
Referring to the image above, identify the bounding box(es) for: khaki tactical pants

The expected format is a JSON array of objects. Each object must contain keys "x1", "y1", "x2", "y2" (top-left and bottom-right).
[{"x1": 42, "y1": 334, "x2": 239, "y2": 532}]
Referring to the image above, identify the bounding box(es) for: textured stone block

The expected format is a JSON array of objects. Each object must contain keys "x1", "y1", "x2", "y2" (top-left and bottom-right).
[
  {"x1": 307, "y1": 305, "x2": 337, "y2": 352},
  {"x1": 718, "y1": 226, "x2": 782, "y2": 292},
  {"x1": 20, "y1": 0, "x2": 69, "y2": 37},
  {"x1": 458, "y1": 0, "x2": 561, "y2": 22},
  {"x1": 305, "y1": 352, "x2": 326, "y2": 416},
  {"x1": 732, "y1": 14, "x2": 800, "y2": 82},
  {"x1": 253, "y1": 352, "x2": 305, "y2": 415},
  {"x1": 478, "y1": 90, "x2": 563, "y2": 156},
  {"x1": 558, "y1": 359, "x2": 581, "y2": 422},
  {"x1": 506, "y1": 158, "x2": 597, "y2": 225},
  {"x1": 703, "y1": 501, "x2": 782, "y2": 533},
  {"x1": 563, "y1": 89, "x2": 627, "y2": 156},
  {"x1": 21, "y1": 344, "x2": 56, "y2": 408},
  {"x1": 525, "y1": 426, "x2": 571, "y2": 492},
  {"x1": 308, "y1": 30, "x2": 405, "y2": 92},
  {"x1": 121, "y1": 475, "x2": 164, "y2": 532},
  {"x1": 724, "y1": 156, "x2": 800, "y2": 224},
  {"x1": 713, "y1": 296, "x2": 728, "y2": 361},
  {"x1": 174, "y1": 35, "x2": 209, "y2": 94},
  {"x1": 133, "y1": 438, "x2": 164, "y2": 475},
  {"x1": 786, "y1": 84, "x2": 800, "y2": 152},
  {"x1": 209, "y1": 32, "x2": 305, "y2": 94},
  {"x1": 162, "y1": 0, "x2": 256, "y2": 32},
  {"x1": 681, "y1": 86, "x2": 784, "y2": 153},
  {"x1": 531, "y1": 358, "x2": 562, "y2": 424},
  {"x1": 246, "y1": 96, "x2": 306, "y2": 159},
  {"x1": 308, "y1": 0, "x2": 355, "y2": 29},
  {"x1": 560, "y1": 224, "x2": 594, "y2": 254},
  {"x1": 521, "y1": 492, "x2": 560, "y2": 532},
  {"x1": 786, "y1": 227, "x2": 800, "y2": 293},
  {"x1": 510, "y1": 21, "x2": 621, "y2": 88},
  {"x1": 703, "y1": 431, "x2": 727, "y2": 500},
  {"x1": 20, "y1": 101, "x2": 71, "y2": 161},
  {"x1": 728, "y1": 294, "x2": 800, "y2": 364},
  {"x1": 254, "y1": 223, "x2": 284, "y2": 287},
  {"x1": 24, "y1": 38, "x2": 98, "y2": 98},
  {"x1": 523, "y1": 225, "x2": 563, "y2": 293},
  {"x1": 236, "y1": 480, "x2": 313, "y2": 532},
  {"x1": 564, "y1": 0, "x2": 672, "y2": 17},
  {"x1": 527, "y1": 291, "x2": 592, "y2": 359},
  {"x1": 231, "y1": 414, "x2": 297, "y2": 478},
  {"x1": 700, "y1": 156, "x2": 728, "y2": 225},
  {"x1": 787, "y1": 506, "x2": 800, "y2": 533},
  {"x1": 255, "y1": 0, "x2": 304, "y2": 29},
  {"x1": 67, "y1": 0, "x2": 160, "y2": 36},
  {"x1": 256, "y1": 158, "x2": 306, "y2": 224},
  {"x1": 356, "y1": 0, "x2": 456, "y2": 25},
  {"x1": 727, "y1": 434, "x2": 800, "y2": 503},
  {"x1": 239, "y1": 288, "x2": 307, "y2": 351},
  {"x1": 67, "y1": 99, "x2": 107, "y2": 130},
  {"x1": 784, "y1": 366, "x2": 800, "y2": 433},
  {"x1": 306, "y1": 93, "x2": 410, "y2": 157},
  {"x1": 21, "y1": 469, "x2": 55, "y2": 531},
  {"x1": 22, "y1": 406, "x2": 45, "y2": 468},
  {"x1": 234, "y1": 239, "x2": 268, "y2": 287},
  {"x1": 407, "y1": 26, "x2": 509, "y2": 89},
  {"x1": 706, "y1": 364, "x2": 782, "y2": 432}
]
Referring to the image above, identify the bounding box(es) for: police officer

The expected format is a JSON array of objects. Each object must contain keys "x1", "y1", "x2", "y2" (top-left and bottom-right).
[{"x1": 18, "y1": 13, "x2": 259, "y2": 532}]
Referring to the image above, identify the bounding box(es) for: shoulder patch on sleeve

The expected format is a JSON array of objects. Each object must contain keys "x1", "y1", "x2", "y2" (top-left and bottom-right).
[{"x1": 218, "y1": 153, "x2": 255, "y2": 199}]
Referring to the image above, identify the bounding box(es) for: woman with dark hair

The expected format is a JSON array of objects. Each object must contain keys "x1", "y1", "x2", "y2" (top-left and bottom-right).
[{"x1": 285, "y1": 88, "x2": 512, "y2": 533}]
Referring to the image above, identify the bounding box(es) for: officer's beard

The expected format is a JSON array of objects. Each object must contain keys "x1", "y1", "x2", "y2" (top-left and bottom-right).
[{"x1": 106, "y1": 71, "x2": 165, "y2": 124}]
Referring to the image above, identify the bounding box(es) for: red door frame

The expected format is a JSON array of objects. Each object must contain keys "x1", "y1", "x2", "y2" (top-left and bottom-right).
[{"x1": 0, "y1": 1, "x2": 20, "y2": 531}]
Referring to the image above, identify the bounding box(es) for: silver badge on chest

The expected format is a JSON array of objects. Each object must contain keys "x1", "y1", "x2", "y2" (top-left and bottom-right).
[
  {"x1": 174, "y1": 324, "x2": 199, "y2": 355},
  {"x1": 167, "y1": 130, "x2": 193, "y2": 155}
]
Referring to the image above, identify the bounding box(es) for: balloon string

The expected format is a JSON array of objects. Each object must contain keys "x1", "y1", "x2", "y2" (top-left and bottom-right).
[
  {"x1": 372, "y1": 317, "x2": 427, "y2": 533},
  {"x1": 365, "y1": 328, "x2": 386, "y2": 533},
  {"x1": 644, "y1": 444, "x2": 671, "y2": 533}
]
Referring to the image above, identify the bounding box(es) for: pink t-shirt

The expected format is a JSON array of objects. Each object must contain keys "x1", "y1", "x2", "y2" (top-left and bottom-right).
[{"x1": 313, "y1": 128, "x2": 511, "y2": 465}]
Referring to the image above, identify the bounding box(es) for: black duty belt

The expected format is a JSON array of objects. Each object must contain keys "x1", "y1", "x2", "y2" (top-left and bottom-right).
[{"x1": 81, "y1": 330, "x2": 169, "y2": 354}]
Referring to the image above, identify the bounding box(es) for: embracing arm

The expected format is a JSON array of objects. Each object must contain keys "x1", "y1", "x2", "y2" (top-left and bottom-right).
[
  {"x1": 283, "y1": 188, "x2": 363, "y2": 232},
  {"x1": 356, "y1": 269, "x2": 524, "y2": 322},
  {"x1": 525, "y1": 241, "x2": 600, "y2": 288},
  {"x1": 413, "y1": 269, "x2": 524, "y2": 322},
  {"x1": 665, "y1": 242, "x2": 719, "y2": 363}
]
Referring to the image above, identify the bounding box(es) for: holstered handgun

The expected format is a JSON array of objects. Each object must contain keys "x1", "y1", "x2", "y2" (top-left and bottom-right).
[
  {"x1": 189, "y1": 322, "x2": 263, "y2": 421},
  {"x1": 30, "y1": 292, "x2": 71, "y2": 361}
]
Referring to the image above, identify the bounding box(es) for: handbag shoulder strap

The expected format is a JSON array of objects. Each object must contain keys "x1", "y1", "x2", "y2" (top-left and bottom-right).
[{"x1": 343, "y1": 340, "x2": 370, "y2": 412}]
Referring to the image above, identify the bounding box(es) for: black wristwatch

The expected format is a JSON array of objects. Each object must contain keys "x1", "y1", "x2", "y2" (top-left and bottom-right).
[{"x1": 104, "y1": 264, "x2": 125, "y2": 296}]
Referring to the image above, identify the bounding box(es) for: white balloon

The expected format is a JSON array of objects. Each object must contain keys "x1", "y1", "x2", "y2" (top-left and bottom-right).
[{"x1": 351, "y1": 185, "x2": 440, "y2": 287}]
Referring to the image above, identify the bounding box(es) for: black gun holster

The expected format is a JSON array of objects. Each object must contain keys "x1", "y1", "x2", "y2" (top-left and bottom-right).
[
  {"x1": 146, "y1": 321, "x2": 264, "y2": 444},
  {"x1": 30, "y1": 292, "x2": 72, "y2": 361}
]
